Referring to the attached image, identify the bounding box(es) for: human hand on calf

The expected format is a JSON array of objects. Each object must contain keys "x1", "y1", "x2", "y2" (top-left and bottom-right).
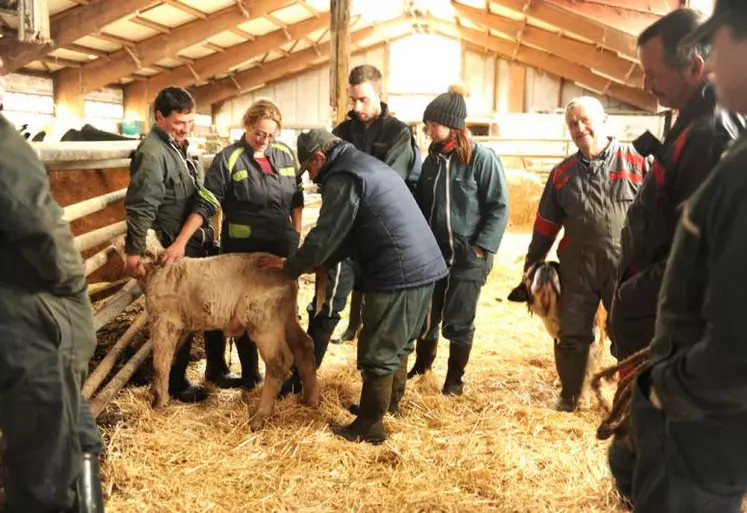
[
  {"x1": 160, "y1": 241, "x2": 186, "y2": 265},
  {"x1": 124, "y1": 254, "x2": 146, "y2": 279}
]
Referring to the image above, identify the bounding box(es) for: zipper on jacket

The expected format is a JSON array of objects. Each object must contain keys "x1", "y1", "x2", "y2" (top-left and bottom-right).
[{"x1": 430, "y1": 153, "x2": 455, "y2": 266}]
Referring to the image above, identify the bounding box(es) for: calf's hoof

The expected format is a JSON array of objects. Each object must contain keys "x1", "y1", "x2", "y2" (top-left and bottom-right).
[
  {"x1": 302, "y1": 387, "x2": 321, "y2": 408},
  {"x1": 171, "y1": 383, "x2": 209, "y2": 404},
  {"x1": 249, "y1": 412, "x2": 270, "y2": 431},
  {"x1": 151, "y1": 394, "x2": 170, "y2": 409}
]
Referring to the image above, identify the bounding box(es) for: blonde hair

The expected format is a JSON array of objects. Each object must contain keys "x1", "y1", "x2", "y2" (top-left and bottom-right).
[{"x1": 242, "y1": 99, "x2": 283, "y2": 131}]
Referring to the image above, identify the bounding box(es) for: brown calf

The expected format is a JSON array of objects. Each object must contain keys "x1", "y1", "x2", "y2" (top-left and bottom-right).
[{"x1": 113, "y1": 230, "x2": 321, "y2": 429}]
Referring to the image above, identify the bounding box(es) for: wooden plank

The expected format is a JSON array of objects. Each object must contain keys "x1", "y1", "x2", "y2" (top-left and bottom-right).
[
  {"x1": 330, "y1": 0, "x2": 351, "y2": 124},
  {"x1": 0, "y1": 0, "x2": 154, "y2": 73},
  {"x1": 508, "y1": 63, "x2": 525, "y2": 113},
  {"x1": 54, "y1": 0, "x2": 294, "y2": 100},
  {"x1": 124, "y1": 13, "x2": 329, "y2": 104}
]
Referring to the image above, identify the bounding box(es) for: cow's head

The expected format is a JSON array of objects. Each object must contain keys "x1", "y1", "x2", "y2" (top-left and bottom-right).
[{"x1": 507, "y1": 260, "x2": 562, "y2": 317}]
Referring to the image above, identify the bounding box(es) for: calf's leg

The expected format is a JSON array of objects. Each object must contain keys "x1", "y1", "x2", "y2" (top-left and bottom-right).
[
  {"x1": 249, "y1": 328, "x2": 293, "y2": 430},
  {"x1": 285, "y1": 318, "x2": 321, "y2": 408},
  {"x1": 150, "y1": 320, "x2": 183, "y2": 409}
]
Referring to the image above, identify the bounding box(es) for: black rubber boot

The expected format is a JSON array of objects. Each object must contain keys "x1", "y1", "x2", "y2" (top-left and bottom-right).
[
  {"x1": 69, "y1": 452, "x2": 105, "y2": 513},
  {"x1": 169, "y1": 336, "x2": 208, "y2": 403},
  {"x1": 332, "y1": 372, "x2": 393, "y2": 445},
  {"x1": 442, "y1": 343, "x2": 472, "y2": 396},
  {"x1": 332, "y1": 290, "x2": 363, "y2": 344},
  {"x1": 406, "y1": 338, "x2": 438, "y2": 379},
  {"x1": 553, "y1": 343, "x2": 590, "y2": 412},
  {"x1": 279, "y1": 313, "x2": 336, "y2": 397},
  {"x1": 203, "y1": 330, "x2": 242, "y2": 388},
  {"x1": 349, "y1": 355, "x2": 409, "y2": 417},
  {"x1": 235, "y1": 333, "x2": 263, "y2": 390}
]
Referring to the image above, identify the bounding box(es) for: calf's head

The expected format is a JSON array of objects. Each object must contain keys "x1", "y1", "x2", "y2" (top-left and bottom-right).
[
  {"x1": 111, "y1": 229, "x2": 167, "y2": 283},
  {"x1": 507, "y1": 260, "x2": 561, "y2": 318}
]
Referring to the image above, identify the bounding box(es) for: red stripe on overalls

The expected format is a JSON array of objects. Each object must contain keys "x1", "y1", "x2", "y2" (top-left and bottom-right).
[{"x1": 533, "y1": 214, "x2": 561, "y2": 239}]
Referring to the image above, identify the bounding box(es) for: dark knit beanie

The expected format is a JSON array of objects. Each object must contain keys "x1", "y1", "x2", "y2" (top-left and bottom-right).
[{"x1": 423, "y1": 84, "x2": 469, "y2": 130}]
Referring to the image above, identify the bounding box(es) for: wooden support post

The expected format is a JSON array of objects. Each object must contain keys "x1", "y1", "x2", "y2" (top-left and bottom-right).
[
  {"x1": 329, "y1": 0, "x2": 350, "y2": 124},
  {"x1": 73, "y1": 221, "x2": 127, "y2": 253},
  {"x1": 84, "y1": 245, "x2": 117, "y2": 277},
  {"x1": 62, "y1": 188, "x2": 126, "y2": 222},
  {"x1": 82, "y1": 312, "x2": 148, "y2": 400},
  {"x1": 92, "y1": 279, "x2": 142, "y2": 331},
  {"x1": 89, "y1": 339, "x2": 154, "y2": 418}
]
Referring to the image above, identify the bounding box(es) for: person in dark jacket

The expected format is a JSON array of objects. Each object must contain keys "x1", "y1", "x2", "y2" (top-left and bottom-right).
[
  {"x1": 124, "y1": 87, "x2": 240, "y2": 402},
  {"x1": 407, "y1": 84, "x2": 509, "y2": 396},
  {"x1": 623, "y1": 2, "x2": 747, "y2": 510},
  {"x1": 310, "y1": 64, "x2": 421, "y2": 348},
  {"x1": 605, "y1": 9, "x2": 747, "y2": 506},
  {"x1": 0, "y1": 98, "x2": 104, "y2": 510},
  {"x1": 161, "y1": 99, "x2": 303, "y2": 390},
  {"x1": 259, "y1": 129, "x2": 448, "y2": 444},
  {"x1": 516, "y1": 96, "x2": 648, "y2": 412}
]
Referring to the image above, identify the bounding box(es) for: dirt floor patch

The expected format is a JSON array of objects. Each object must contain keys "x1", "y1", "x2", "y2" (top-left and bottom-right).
[{"x1": 95, "y1": 230, "x2": 627, "y2": 513}]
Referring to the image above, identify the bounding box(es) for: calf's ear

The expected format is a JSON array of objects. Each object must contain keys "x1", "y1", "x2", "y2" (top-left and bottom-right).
[{"x1": 507, "y1": 283, "x2": 529, "y2": 303}]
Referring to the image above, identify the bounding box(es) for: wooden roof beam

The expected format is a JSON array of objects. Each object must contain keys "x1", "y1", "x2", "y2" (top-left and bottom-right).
[
  {"x1": 55, "y1": 0, "x2": 294, "y2": 100},
  {"x1": 452, "y1": 4, "x2": 643, "y2": 87},
  {"x1": 130, "y1": 15, "x2": 171, "y2": 34},
  {"x1": 0, "y1": 0, "x2": 155, "y2": 74},
  {"x1": 193, "y1": 17, "x2": 410, "y2": 109},
  {"x1": 125, "y1": 12, "x2": 329, "y2": 103},
  {"x1": 430, "y1": 19, "x2": 656, "y2": 111},
  {"x1": 480, "y1": 0, "x2": 638, "y2": 60}
]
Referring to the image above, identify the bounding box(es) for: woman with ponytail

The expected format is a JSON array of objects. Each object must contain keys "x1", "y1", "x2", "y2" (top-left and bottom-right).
[{"x1": 408, "y1": 84, "x2": 509, "y2": 395}]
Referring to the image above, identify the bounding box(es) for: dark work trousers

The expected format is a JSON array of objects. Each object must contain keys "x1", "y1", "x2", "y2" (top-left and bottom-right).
[
  {"x1": 420, "y1": 257, "x2": 492, "y2": 347},
  {"x1": 0, "y1": 288, "x2": 102, "y2": 513},
  {"x1": 609, "y1": 266, "x2": 660, "y2": 361},
  {"x1": 307, "y1": 256, "x2": 360, "y2": 326},
  {"x1": 624, "y1": 369, "x2": 747, "y2": 513},
  {"x1": 214, "y1": 229, "x2": 300, "y2": 383},
  {"x1": 358, "y1": 283, "x2": 435, "y2": 376}
]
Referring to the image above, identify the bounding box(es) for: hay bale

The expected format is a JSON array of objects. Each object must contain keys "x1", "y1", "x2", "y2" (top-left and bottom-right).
[{"x1": 506, "y1": 169, "x2": 545, "y2": 230}]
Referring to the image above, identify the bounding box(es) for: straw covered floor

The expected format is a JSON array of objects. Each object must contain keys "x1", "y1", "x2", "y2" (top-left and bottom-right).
[{"x1": 94, "y1": 228, "x2": 629, "y2": 513}]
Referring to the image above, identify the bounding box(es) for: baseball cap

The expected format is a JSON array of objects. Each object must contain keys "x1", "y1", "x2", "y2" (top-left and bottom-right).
[
  {"x1": 681, "y1": 0, "x2": 747, "y2": 47},
  {"x1": 296, "y1": 128, "x2": 340, "y2": 170}
]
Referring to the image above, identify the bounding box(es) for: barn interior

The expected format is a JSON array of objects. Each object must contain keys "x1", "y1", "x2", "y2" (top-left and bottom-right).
[{"x1": 0, "y1": 0, "x2": 718, "y2": 511}]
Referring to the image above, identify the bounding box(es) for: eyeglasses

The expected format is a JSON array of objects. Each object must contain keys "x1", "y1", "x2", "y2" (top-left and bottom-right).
[{"x1": 253, "y1": 130, "x2": 278, "y2": 141}]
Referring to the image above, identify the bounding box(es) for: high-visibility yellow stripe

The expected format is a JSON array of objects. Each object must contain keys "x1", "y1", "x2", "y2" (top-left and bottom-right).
[
  {"x1": 227, "y1": 147, "x2": 245, "y2": 173},
  {"x1": 232, "y1": 169, "x2": 248, "y2": 182},
  {"x1": 198, "y1": 187, "x2": 220, "y2": 209},
  {"x1": 228, "y1": 224, "x2": 251, "y2": 239},
  {"x1": 278, "y1": 166, "x2": 296, "y2": 177}
]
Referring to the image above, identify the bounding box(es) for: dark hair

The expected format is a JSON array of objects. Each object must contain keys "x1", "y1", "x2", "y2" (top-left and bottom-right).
[
  {"x1": 348, "y1": 64, "x2": 383, "y2": 91},
  {"x1": 725, "y1": 17, "x2": 747, "y2": 41},
  {"x1": 153, "y1": 86, "x2": 194, "y2": 118},
  {"x1": 637, "y1": 8, "x2": 710, "y2": 70}
]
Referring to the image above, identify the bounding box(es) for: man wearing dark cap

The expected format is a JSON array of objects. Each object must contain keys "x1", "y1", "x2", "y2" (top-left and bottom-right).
[
  {"x1": 259, "y1": 129, "x2": 448, "y2": 444},
  {"x1": 618, "y1": 2, "x2": 747, "y2": 511},
  {"x1": 605, "y1": 7, "x2": 746, "y2": 508},
  {"x1": 0, "y1": 58, "x2": 104, "y2": 512}
]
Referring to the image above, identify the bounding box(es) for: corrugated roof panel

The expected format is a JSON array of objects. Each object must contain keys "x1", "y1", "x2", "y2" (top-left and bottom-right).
[
  {"x1": 206, "y1": 31, "x2": 248, "y2": 47},
  {"x1": 72, "y1": 35, "x2": 122, "y2": 52},
  {"x1": 235, "y1": 17, "x2": 279, "y2": 37},
  {"x1": 178, "y1": 45, "x2": 216, "y2": 60},
  {"x1": 137, "y1": 4, "x2": 198, "y2": 28},
  {"x1": 179, "y1": 0, "x2": 236, "y2": 14},
  {"x1": 100, "y1": 19, "x2": 159, "y2": 42}
]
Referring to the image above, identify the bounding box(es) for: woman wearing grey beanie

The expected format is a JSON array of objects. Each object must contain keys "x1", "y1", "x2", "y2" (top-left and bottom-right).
[{"x1": 408, "y1": 84, "x2": 510, "y2": 395}]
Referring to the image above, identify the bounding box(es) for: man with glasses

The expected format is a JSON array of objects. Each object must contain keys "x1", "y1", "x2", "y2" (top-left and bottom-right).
[{"x1": 260, "y1": 129, "x2": 447, "y2": 443}]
